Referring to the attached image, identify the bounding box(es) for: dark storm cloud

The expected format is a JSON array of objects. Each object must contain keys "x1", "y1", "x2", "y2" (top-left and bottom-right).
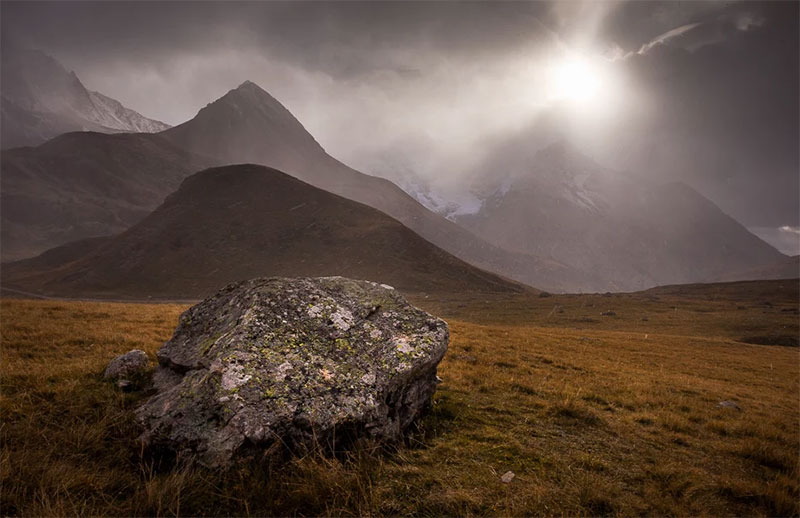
[
  {"x1": 2, "y1": 1, "x2": 559, "y2": 79},
  {"x1": 1, "y1": 1, "x2": 797, "y2": 246},
  {"x1": 617, "y1": 1, "x2": 798, "y2": 228}
]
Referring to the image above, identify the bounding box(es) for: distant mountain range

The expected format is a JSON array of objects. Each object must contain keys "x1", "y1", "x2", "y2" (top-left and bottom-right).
[
  {"x1": 2, "y1": 81, "x2": 598, "y2": 292},
  {"x1": 717, "y1": 255, "x2": 799, "y2": 283},
  {"x1": 452, "y1": 141, "x2": 787, "y2": 290},
  {"x1": 1, "y1": 132, "x2": 210, "y2": 261},
  {"x1": 1, "y1": 164, "x2": 523, "y2": 298},
  {"x1": 0, "y1": 70, "x2": 793, "y2": 293},
  {"x1": 1, "y1": 47, "x2": 169, "y2": 149}
]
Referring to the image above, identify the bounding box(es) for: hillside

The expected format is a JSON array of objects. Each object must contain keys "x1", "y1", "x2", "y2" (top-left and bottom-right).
[
  {"x1": 456, "y1": 142, "x2": 787, "y2": 291},
  {"x1": 159, "y1": 81, "x2": 603, "y2": 292},
  {"x1": 0, "y1": 132, "x2": 211, "y2": 261},
  {"x1": 718, "y1": 255, "x2": 799, "y2": 282},
  {"x1": 1, "y1": 164, "x2": 523, "y2": 298},
  {"x1": 1, "y1": 80, "x2": 599, "y2": 291},
  {"x1": 0, "y1": 47, "x2": 169, "y2": 148}
]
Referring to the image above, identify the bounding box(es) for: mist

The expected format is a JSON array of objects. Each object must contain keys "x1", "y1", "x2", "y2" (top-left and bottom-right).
[{"x1": 2, "y1": 0, "x2": 797, "y2": 252}]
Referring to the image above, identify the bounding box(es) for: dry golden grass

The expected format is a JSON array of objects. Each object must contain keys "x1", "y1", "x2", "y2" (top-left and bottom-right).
[{"x1": 2, "y1": 280, "x2": 798, "y2": 516}]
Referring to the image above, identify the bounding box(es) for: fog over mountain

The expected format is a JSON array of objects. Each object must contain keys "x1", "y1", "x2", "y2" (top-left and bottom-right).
[
  {"x1": 1, "y1": 46, "x2": 169, "y2": 148},
  {"x1": 2, "y1": 81, "x2": 599, "y2": 292},
  {"x1": 3, "y1": 1, "x2": 796, "y2": 256}
]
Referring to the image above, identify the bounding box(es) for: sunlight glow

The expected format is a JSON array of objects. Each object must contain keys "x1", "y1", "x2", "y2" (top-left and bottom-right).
[{"x1": 549, "y1": 56, "x2": 604, "y2": 103}]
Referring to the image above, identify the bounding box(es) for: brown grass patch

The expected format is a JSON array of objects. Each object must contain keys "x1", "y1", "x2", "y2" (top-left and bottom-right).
[{"x1": 2, "y1": 280, "x2": 799, "y2": 516}]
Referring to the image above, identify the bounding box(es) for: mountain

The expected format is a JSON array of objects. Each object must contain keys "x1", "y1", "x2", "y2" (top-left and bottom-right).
[
  {"x1": 1, "y1": 164, "x2": 524, "y2": 298},
  {"x1": 0, "y1": 132, "x2": 211, "y2": 261},
  {"x1": 718, "y1": 255, "x2": 799, "y2": 282},
  {"x1": 454, "y1": 141, "x2": 787, "y2": 291},
  {"x1": 1, "y1": 47, "x2": 169, "y2": 148},
  {"x1": 160, "y1": 81, "x2": 605, "y2": 292},
  {"x1": 2, "y1": 80, "x2": 599, "y2": 291}
]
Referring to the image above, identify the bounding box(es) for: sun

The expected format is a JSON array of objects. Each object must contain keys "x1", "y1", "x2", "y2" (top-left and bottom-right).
[{"x1": 549, "y1": 57, "x2": 603, "y2": 103}]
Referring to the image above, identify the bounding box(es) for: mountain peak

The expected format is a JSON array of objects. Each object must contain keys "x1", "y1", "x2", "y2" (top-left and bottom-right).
[
  {"x1": 224, "y1": 80, "x2": 275, "y2": 101},
  {"x1": 236, "y1": 79, "x2": 261, "y2": 90},
  {"x1": 536, "y1": 139, "x2": 585, "y2": 162},
  {"x1": 529, "y1": 139, "x2": 607, "y2": 177},
  {"x1": 1, "y1": 45, "x2": 172, "y2": 148},
  {"x1": 161, "y1": 80, "x2": 326, "y2": 166},
  {"x1": 207, "y1": 80, "x2": 284, "y2": 112}
]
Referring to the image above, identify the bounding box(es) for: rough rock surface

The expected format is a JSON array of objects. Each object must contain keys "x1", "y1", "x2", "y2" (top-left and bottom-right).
[
  {"x1": 104, "y1": 349, "x2": 149, "y2": 389},
  {"x1": 136, "y1": 276, "x2": 449, "y2": 467}
]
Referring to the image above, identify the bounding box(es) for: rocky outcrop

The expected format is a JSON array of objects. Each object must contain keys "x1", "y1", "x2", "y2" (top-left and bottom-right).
[
  {"x1": 104, "y1": 349, "x2": 149, "y2": 389},
  {"x1": 135, "y1": 276, "x2": 449, "y2": 467}
]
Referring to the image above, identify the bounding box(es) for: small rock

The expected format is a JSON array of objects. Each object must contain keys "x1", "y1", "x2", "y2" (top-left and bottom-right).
[
  {"x1": 717, "y1": 400, "x2": 742, "y2": 411},
  {"x1": 501, "y1": 470, "x2": 515, "y2": 483},
  {"x1": 104, "y1": 349, "x2": 149, "y2": 389}
]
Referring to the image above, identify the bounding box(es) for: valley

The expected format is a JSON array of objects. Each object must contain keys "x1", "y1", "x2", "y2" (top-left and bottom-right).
[
  {"x1": 1, "y1": 279, "x2": 797, "y2": 516},
  {"x1": 1, "y1": 4, "x2": 797, "y2": 517}
]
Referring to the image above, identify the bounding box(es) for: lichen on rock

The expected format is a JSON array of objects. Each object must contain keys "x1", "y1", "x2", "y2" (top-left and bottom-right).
[{"x1": 136, "y1": 276, "x2": 449, "y2": 467}]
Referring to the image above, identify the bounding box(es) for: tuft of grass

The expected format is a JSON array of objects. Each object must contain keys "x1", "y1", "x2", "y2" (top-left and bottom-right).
[
  {"x1": 736, "y1": 438, "x2": 798, "y2": 473},
  {"x1": 548, "y1": 399, "x2": 604, "y2": 427}
]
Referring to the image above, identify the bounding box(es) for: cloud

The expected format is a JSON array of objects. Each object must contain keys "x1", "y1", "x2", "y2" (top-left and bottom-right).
[
  {"x1": 780, "y1": 226, "x2": 800, "y2": 235},
  {"x1": 1, "y1": 0, "x2": 796, "y2": 230},
  {"x1": 637, "y1": 23, "x2": 703, "y2": 54},
  {"x1": 749, "y1": 226, "x2": 800, "y2": 255}
]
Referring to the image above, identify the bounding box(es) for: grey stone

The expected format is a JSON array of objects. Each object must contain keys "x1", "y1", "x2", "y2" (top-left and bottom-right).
[
  {"x1": 501, "y1": 470, "x2": 515, "y2": 483},
  {"x1": 717, "y1": 400, "x2": 742, "y2": 411},
  {"x1": 104, "y1": 349, "x2": 149, "y2": 389},
  {"x1": 135, "y1": 276, "x2": 449, "y2": 468}
]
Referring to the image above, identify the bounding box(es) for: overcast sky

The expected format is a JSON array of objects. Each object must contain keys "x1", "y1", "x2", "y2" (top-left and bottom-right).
[{"x1": 2, "y1": 1, "x2": 798, "y2": 253}]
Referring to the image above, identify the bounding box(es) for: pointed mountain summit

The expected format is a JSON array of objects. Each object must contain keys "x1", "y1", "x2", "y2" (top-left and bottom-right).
[
  {"x1": 162, "y1": 81, "x2": 324, "y2": 168},
  {"x1": 1, "y1": 46, "x2": 170, "y2": 148},
  {"x1": 2, "y1": 164, "x2": 523, "y2": 298}
]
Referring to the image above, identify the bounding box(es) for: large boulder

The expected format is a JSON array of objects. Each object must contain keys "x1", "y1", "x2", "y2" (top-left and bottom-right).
[{"x1": 135, "y1": 276, "x2": 449, "y2": 467}]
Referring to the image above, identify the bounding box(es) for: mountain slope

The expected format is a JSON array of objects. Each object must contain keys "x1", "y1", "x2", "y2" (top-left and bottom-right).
[
  {"x1": 0, "y1": 132, "x2": 211, "y2": 261},
  {"x1": 718, "y1": 255, "x2": 799, "y2": 282},
  {"x1": 0, "y1": 47, "x2": 169, "y2": 148},
  {"x1": 160, "y1": 81, "x2": 601, "y2": 292},
  {"x1": 1, "y1": 81, "x2": 594, "y2": 291},
  {"x1": 2, "y1": 164, "x2": 524, "y2": 298},
  {"x1": 456, "y1": 141, "x2": 787, "y2": 290}
]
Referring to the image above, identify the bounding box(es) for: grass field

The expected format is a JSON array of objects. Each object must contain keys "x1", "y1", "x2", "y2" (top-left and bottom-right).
[{"x1": 1, "y1": 279, "x2": 798, "y2": 516}]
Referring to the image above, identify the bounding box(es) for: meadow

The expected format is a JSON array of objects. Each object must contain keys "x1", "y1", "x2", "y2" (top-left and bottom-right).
[{"x1": 1, "y1": 279, "x2": 798, "y2": 516}]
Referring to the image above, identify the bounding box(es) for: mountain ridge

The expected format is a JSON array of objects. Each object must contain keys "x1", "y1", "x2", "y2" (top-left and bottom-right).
[
  {"x1": 1, "y1": 47, "x2": 169, "y2": 148},
  {"x1": 1, "y1": 164, "x2": 525, "y2": 298},
  {"x1": 454, "y1": 141, "x2": 786, "y2": 290},
  {"x1": 0, "y1": 131, "x2": 211, "y2": 261},
  {"x1": 3, "y1": 78, "x2": 782, "y2": 292},
  {"x1": 161, "y1": 81, "x2": 607, "y2": 292}
]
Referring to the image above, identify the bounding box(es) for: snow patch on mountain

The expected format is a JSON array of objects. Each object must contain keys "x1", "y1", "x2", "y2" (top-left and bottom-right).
[
  {"x1": 86, "y1": 91, "x2": 170, "y2": 133},
  {"x1": 1, "y1": 46, "x2": 170, "y2": 147},
  {"x1": 558, "y1": 171, "x2": 602, "y2": 212},
  {"x1": 390, "y1": 175, "x2": 484, "y2": 220}
]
